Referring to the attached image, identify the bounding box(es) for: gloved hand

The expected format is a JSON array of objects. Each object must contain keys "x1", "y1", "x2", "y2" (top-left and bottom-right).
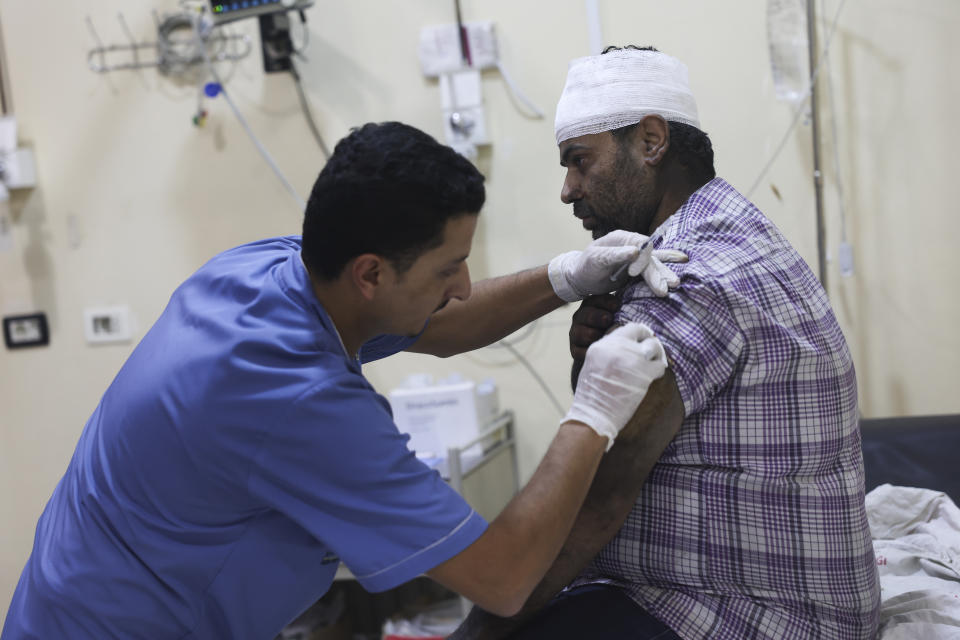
[
  {"x1": 548, "y1": 230, "x2": 687, "y2": 302},
  {"x1": 628, "y1": 247, "x2": 687, "y2": 297},
  {"x1": 563, "y1": 322, "x2": 667, "y2": 450}
]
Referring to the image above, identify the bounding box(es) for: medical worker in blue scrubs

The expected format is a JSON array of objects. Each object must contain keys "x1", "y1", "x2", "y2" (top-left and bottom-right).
[{"x1": 2, "y1": 122, "x2": 678, "y2": 640}]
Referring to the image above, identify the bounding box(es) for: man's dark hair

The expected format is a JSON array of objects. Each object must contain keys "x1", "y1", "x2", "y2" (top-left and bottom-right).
[
  {"x1": 302, "y1": 122, "x2": 485, "y2": 280},
  {"x1": 602, "y1": 45, "x2": 717, "y2": 183}
]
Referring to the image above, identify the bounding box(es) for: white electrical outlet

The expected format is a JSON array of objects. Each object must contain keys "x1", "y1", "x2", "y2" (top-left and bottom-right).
[
  {"x1": 84, "y1": 305, "x2": 134, "y2": 344},
  {"x1": 419, "y1": 21, "x2": 499, "y2": 76}
]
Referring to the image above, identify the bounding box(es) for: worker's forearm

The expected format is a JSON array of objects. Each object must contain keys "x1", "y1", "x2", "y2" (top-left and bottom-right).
[
  {"x1": 428, "y1": 420, "x2": 607, "y2": 617},
  {"x1": 451, "y1": 375, "x2": 684, "y2": 639},
  {"x1": 409, "y1": 266, "x2": 565, "y2": 358},
  {"x1": 488, "y1": 420, "x2": 605, "y2": 597},
  {"x1": 451, "y1": 443, "x2": 650, "y2": 640}
]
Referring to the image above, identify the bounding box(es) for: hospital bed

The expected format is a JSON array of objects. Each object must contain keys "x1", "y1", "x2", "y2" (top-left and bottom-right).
[
  {"x1": 861, "y1": 414, "x2": 960, "y2": 503},
  {"x1": 860, "y1": 414, "x2": 960, "y2": 638}
]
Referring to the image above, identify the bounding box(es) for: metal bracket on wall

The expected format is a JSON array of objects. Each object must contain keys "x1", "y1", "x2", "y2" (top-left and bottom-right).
[{"x1": 85, "y1": 11, "x2": 252, "y2": 75}]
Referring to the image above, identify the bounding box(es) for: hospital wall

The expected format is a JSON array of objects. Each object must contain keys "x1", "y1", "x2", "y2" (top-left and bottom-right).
[{"x1": 1, "y1": 0, "x2": 957, "y2": 620}]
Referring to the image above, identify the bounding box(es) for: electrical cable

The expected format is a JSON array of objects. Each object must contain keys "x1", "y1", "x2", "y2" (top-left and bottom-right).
[
  {"x1": 191, "y1": 12, "x2": 307, "y2": 212},
  {"x1": 291, "y1": 10, "x2": 310, "y2": 56},
  {"x1": 477, "y1": 318, "x2": 567, "y2": 417},
  {"x1": 464, "y1": 318, "x2": 567, "y2": 417},
  {"x1": 453, "y1": 0, "x2": 470, "y2": 66},
  {"x1": 484, "y1": 319, "x2": 539, "y2": 350},
  {"x1": 290, "y1": 61, "x2": 331, "y2": 159},
  {"x1": 498, "y1": 340, "x2": 566, "y2": 417},
  {"x1": 495, "y1": 62, "x2": 545, "y2": 119},
  {"x1": 747, "y1": 0, "x2": 851, "y2": 199}
]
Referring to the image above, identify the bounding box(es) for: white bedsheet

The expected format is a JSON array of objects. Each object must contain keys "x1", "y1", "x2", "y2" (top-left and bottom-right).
[{"x1": 866, "y1": 484, "x2": 960, "y2": 639}]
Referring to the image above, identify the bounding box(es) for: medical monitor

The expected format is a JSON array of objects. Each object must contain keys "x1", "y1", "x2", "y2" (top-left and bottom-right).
[{"x1": 209, "y1": 0, "x2": 314, "y2": 25}]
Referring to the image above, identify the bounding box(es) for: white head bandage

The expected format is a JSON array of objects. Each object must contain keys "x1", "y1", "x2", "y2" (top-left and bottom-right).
[{"x1": 555, "y1": 49, "x2": 700, "y2": 145}]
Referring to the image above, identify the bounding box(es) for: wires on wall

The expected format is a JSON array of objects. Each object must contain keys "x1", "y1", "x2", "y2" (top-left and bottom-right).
[
  {"x1": 290, "y1": 61, "x2": 331, "y2": 159},
  {"x1": 471, "y1": 319, "x2": 567, "y2": 418},
  {"x1": 191, "y1": 12, "x2": 307, "y2": 212},
  {"x1": 496, "y1": 338, "x2": 566, "y2": 417}
]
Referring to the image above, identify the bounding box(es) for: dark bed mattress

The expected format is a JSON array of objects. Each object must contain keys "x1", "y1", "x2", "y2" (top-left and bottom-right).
[{"x1": 860, "y1": 413, "x2": 960, "y2": 504}]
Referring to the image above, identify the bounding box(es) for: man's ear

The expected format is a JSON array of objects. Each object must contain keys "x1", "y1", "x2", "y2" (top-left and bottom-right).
[
  {"x1": 637, "y1": 114, "x2": 669, "y2": 166},
  {"x1": 350, "y1": 254, "x2": 385, "y2": 301}
]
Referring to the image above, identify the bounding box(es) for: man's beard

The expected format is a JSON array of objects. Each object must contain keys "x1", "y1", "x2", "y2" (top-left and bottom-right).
[
  {"x1": 573, "y1": 201, "x2": 616, "y2": 240},
  {"x1": 573, "y1": 191, "x2": 656, "y2": 239},
  {"x1": 574, "y1": 151, "x2": 657, "y2": 239}
]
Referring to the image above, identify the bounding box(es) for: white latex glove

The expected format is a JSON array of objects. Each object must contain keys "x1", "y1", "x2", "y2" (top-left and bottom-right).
[
  {"x1": 563, "y1": 322, "x2": 668, "y2": 450},
  {"x1": 628, "y1": 249, "x2": 686, "y2": 297},
  {"x1": 549, "y1": 230, "x2": 686, "y2": 302}
]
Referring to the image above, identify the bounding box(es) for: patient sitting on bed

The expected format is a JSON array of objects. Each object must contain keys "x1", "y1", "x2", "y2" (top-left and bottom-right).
[{"x1": 452, "y1": 45, "x2": 880, "y2": 640}]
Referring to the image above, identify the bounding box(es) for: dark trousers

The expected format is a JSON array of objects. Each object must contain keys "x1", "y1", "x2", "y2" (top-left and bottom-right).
[{"x1": 508, "y1": 584, "x2": 681, "y2": 640}]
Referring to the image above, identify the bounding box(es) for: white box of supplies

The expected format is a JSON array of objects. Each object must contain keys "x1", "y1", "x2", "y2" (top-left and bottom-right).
[{"x1": 388, "y1": 376, "x2": 499, "y2": 459}]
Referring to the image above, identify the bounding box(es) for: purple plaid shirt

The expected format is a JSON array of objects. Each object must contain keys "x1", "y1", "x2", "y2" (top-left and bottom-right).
[{"x1": 588, "y1": 179, "x2": 880, "y2": 639}]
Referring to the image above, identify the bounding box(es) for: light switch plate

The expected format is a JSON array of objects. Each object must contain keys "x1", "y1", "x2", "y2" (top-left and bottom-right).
[{"x1": 84, "y1": 305, "x2": 134, "y2": 344}]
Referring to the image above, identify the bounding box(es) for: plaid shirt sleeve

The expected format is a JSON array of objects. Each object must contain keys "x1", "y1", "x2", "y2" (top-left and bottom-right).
[{"x1": 616, "y1": 270, "x2": 743, "y2": 418}]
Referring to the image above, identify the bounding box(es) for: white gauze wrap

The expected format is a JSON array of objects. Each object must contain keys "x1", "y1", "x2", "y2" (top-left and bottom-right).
[{"x1": 555, "y1": 49, "x2": 700, "y2": 145}]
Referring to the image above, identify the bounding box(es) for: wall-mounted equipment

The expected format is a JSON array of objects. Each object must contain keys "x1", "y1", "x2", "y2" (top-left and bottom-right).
[
  {"x1": 208, "y1": 0, "x2": 313, "y2": 26},
  {"x1": 257, "y1": 11, "x2": 296, "y2": 73},
  {"x1": 0, "y1": 116, "x2": 36, "y2": 195},
  {"x1": 0, "y1": 115, "x2": 37, "y2": 253},
  {"x1": 206, "y1": 0, "x2": 315, "y2": 74},
  {"x1": 419, "y1": 2, "x2": 543, "y2": 159},
  {"x1": 85, "y1": 11, "x2": 252, "y2": 75},
  {"x1": 84, "y1": 3, "x2": 325, "y2": 211}
]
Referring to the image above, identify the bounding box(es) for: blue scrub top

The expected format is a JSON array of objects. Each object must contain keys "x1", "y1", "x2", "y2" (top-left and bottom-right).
[{"x1": 2, "y1": 237, "x2": 487, "y2": 640}]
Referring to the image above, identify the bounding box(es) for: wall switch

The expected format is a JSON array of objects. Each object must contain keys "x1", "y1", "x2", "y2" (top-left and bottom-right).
[{"x1": 84, "y1": 305, "x2": 134, "y2": 344}]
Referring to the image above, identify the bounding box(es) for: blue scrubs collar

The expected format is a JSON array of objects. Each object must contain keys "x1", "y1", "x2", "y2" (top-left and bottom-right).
[{"x1": 297, "y1": 252, "x2": 359, "y2": 364}]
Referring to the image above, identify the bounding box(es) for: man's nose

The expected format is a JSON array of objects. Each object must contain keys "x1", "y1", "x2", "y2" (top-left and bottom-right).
[{"x1": 561, "y1": 172, "x2": 580, "y2": 204}]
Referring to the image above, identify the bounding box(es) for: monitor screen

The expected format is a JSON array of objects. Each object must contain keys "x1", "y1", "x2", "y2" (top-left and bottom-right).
[{"x1": 210, "y1": 0, "x2": 312, "y2": 24}]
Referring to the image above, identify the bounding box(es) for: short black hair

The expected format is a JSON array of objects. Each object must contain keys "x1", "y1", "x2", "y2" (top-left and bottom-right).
[
  {"x1": 601, "y1": 44, "x2": 659, "y2": 54},
  {"x1": 302, "y1": 122, "x2": 486, "y2": 280},
  {"x1": 602, "y1": 45, "x2": 717, "y2": 183}
]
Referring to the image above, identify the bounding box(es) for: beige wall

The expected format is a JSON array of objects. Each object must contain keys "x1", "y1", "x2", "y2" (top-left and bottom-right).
[{"x1": 1, "y1": 0, "x2": 957, "y2": 621}]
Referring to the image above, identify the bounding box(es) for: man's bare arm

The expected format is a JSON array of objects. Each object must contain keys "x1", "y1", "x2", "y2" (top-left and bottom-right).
[
  {"x1": 450, "y1": 370, "x2": 684, "y2": 639},
  {"x1": 427, "y1": 419, "x2": 607, "y2": 618}
]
